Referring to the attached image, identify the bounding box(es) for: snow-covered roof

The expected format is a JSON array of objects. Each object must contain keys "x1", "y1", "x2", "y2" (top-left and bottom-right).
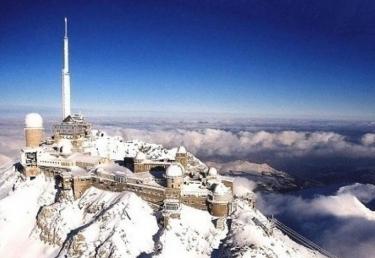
[
  {"x1": 67, "y1": 153, "x2": 104, "y2": 164},
  {"x1": 57, "y1": 139, "x2": 73, "y2": 155},
  {"x1": 25, "y1": 113, "x2": 43, "y2": 128},
  {"x1": 166, "y1": 164, "x2": 183, "y2": 177},
  {"x1": 208, "y1": 167, "x2": 218, "y2": 177},
  {"x1": 181, "y1": 182, "x2": 209, "y2": 196},
  {"x1": 70, "y1": 166, "x2": 89, "y2": 176},
  {"x1": 95, "y1": 163, "x2": 133, "y2": 177},
  {"x1": 177, "y1": 146, "x2": 187, "y2": 154},
  {"x1": 213, "y1": 183, "x2": 230, "y2": 195},
  {"x1": 135, "y1": 151, "x2": 146, "y2": 161}
]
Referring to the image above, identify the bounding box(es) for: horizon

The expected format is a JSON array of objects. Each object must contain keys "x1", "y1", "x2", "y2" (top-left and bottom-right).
[{"x1": 1, "y1": 1, "x2": 375, "y2": 120}]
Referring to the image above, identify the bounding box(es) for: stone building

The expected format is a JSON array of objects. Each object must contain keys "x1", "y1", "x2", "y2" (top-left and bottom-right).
[
  {"x1": 207, "y1": 183, "x2": 233, "y2": 217},
  {"x1": 175, "y1": 146, "x2": 188, "y2": 168},
  {"x1": 53, "y1": 114, "x2": 92, "y2": 152}
]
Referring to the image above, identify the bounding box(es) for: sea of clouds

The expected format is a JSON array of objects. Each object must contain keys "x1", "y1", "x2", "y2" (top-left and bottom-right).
[
  {"x1": 114, "y1": 128, "x2": 375, "y2": 159},
  {"x1": 257, "y1": 183, "x2": 375, "y2": 258}
]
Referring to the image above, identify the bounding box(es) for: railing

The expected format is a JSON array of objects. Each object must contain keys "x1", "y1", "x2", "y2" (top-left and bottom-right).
[{"x1": 269, "y1": 216, "x2": 339, "y2": 258}]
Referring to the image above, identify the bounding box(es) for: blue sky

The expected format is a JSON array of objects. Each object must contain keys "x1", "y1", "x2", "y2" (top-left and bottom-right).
[{"x1": 1, "y1": 0, "x2": 375, "y2": 120}]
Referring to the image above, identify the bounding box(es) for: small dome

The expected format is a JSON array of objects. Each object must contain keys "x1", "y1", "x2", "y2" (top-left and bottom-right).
[
  {"x1": 177, "y1": 146, "x2": 187, "y2": 154},
  {"x1": 166, "y1": 164, "x2": 184, "y2": 177},
  {"x1": 213, "y1": 183, "x2": 230, "y2": 196},
  {"x1": 25, "y1": 113, "x2": 43, "y2": 128},
  {"x1": 58, "y1": 139, "x2": 73, "y2": 155},
  {"x1": 135, "y1": 151, "x2": 146, "y2": 161},
  {"x1": 208, "y1": 167, "x2": 218, "y2": 177}
]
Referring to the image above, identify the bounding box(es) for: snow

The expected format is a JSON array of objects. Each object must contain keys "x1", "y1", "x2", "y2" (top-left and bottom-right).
[
  {"x1": 166, "y1": 164, "x2": 183, "y2": 177},
  {"x1": 70, "y1": 165, "x2": 88, "y2": 176},
  {"x1": 213, "y1": 183, "x2": 230, "y2": 195},
  {"x1": 0, "y1": 123, "x2": 331, "y2": 258},
  {"x1": 0, "y1": 154, "x2": 11, "y2": 166},
  {"x1": 208, "y1": 167, "x2": 217, "y2": 177},
  {"x1": 135, "y1": 151, "x2": 146, "y2": 160},
  {"x1": 95, "y1": 163, "x2": 133, "y2": 177},
  {"x1": 181, "y1": 182, "x2": 209, "y2": 196},
  {"x1": 156, "y1": 205, "x2": 227, "y2": 258},
  {"x1": 67, "y1": 153, "x2": 103, "y2": 163},
  {"x1": 0, "y1": 175, "x2": 59, "y2": 258},
  {"x1": 57, "y1": 138, "x2": 73, "y2": 155},
  {"x1": 57, "y1": 187, "x2": 159, "y2": 257},
  {"x1": 25, "y1": 113, "x2": 43, "y2": 128},
  {"x1": 0, "y1": 160, "x2": 16, "y2": 199},
  {"x1": 226, "y1": 198, "x2": 325, "y2": 258},
  {"x1": 233, "y1": 177, "x2": 257, "y2": 196},
  {"x1": 177, "y1": 146, "x2": 187, "y2": 154}
]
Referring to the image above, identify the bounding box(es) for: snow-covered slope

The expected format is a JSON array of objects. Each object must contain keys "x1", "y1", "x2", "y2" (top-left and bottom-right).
[
  {"x1": 155, "y1": 205, "x2": 227, "y2": 258},
  {"x1": 207, "y1": 160, "x2": 299, "y2": 192},
  {"x1": 0, "y1": 136, "x2": 327, "y2": 258},
  {"x1": 0, "y1": 174, "x2": 58, "y2": 258},
  {"x1": 220, "y1": 197, "x2": 325, "y2": 258}
]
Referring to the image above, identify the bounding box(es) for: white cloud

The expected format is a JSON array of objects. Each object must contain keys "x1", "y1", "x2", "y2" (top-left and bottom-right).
[
  {"x1": 309, "y1": 194, "x2": 375, "y2": 220},
  {"x1": 361, "y1": 133, "x2": 375, "y2": 146},
  {"x1": 112, "y1": 128, "x2": 375, "y2": 159},
  {"x1": 232, "y1": 177, "x2": 256, "y2": 196},
  {"x1": 257, "y1": 183, "x2": 375, "y2": 258},
  {"x1": 337, "y1": 183, "x2": 375, "y2": 203}
]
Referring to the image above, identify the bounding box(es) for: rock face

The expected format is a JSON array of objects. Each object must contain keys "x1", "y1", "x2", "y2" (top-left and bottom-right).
[
  {"x1": 35, "y1": 189, "x2": 77, "y2": 246},
  {"x1": 36, "y1": 187, "x2": 159, "y2": 258}
]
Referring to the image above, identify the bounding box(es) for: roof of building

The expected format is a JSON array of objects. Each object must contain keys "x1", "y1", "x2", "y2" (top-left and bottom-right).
[
  {"x1": 25, "y1": 113, "x2": 43, "y2": 128},
  {"x1": 213, "y1": 183, "x2": 230, "y2": 195},
  {"x1": 57, "y1": 139, "x2": 73, "y2": 155},
  {"x1": 62, "y1": 114, "x2": 86, "y2": 123},
  {"x1": 70, "y1": 165, "x2": 89, "y2": 176},
  {"x1": 95, "y1": 163, "x2": 133, "y2": 177},
  {"x1": 135, "y1": 151, "x2": 146, "y2": 161},
  {"x1": 166, "y1": 164, "x2": 184, "y2": 177},
  {"x1": 177, "y1": 146, "x2": 187, "y2": 154},
  {"x1": 67, "y1": 153, "x2": 105, "y2": 164},
  {"x1": 181, "y1": 181, "x2": 209, "y2": 196}
]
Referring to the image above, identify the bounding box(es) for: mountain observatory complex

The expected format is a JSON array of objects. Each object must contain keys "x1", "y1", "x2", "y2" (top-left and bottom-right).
[{"x1": 19, "y1": 18, "x2": 238, "y2": 228}]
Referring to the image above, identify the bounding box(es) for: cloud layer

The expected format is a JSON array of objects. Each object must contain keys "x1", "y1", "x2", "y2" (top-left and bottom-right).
[
  {"x1": 112, "y1": 128, "x2": 375, "y2": 159},
  {"x1": 257, "y1": 183, "x2": 375, "y2": 258}
]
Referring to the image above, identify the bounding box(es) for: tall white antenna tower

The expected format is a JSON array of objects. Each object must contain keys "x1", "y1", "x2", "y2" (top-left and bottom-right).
[{"x1": 62, "y1": 17, "x2": 71, "y2": 118}]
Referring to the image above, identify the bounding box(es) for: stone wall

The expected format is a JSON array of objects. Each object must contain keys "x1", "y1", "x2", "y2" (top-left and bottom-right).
[
  {"x1": 181, "y1": 195, "x2": 207, "y2": 210},
  {"x1": 175, "y1": 153, "x2": 187, "y2": 168},
  {"x1": 207, "y1": 201, "x2": 231, "y2": 217}
]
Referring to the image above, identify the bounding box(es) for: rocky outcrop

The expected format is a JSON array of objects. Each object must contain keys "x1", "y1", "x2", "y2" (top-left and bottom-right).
[{"x1": 35, "y1": 187, "x2": 159, "y2": 258}]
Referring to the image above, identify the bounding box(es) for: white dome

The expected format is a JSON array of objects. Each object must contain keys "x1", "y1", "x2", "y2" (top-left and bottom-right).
[
  {"x1": 213, "y1": 183, "x2": 230, "y2": 195},
  {"x1": 25, "y1": 113, "x2": 43, "y2": 128},
  {"x1": 177, "y1": 146, "x2": 187, "y2": 154},
  {"x1": 135, "y1": 151, "x2": 146, "y2": 161},
  {"x1": 208, "y1": 167, "x2": 218, "y2": 177},
  {"x1": 58, "y1": 139, "x2": 73, "y2": 155},
  {"x1": 166, "y1": 164, "x2": 184, "y2": 177}
]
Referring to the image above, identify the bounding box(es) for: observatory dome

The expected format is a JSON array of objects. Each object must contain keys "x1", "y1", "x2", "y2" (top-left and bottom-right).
[
  {"x1": 135, "y1": 152, "x2": 146, "y2": 161},
  {"x1": 208, "y1": 167, "x2": 218, "y2": 177},
  {"x1": 166, "y1": 164, "x2": 184, "y2": 177},
  {"x1": 177, "y1": 146, "x2": 187, "y2": 154},
  {"x1": 25, "y1": 113, "x2": 43, "y2": 128}
]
